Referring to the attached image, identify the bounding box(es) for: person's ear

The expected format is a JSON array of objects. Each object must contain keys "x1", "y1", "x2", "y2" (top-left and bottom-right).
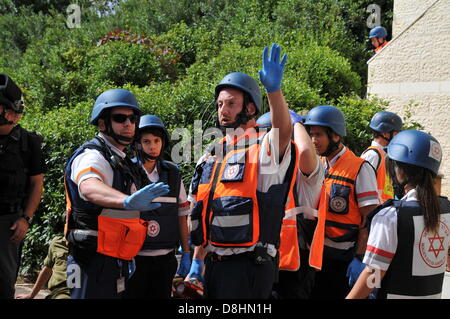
[
  {"x1": 246, "y1": 102, "x2": 256, "y2": 116},
  {"x1": 98, "y1": 118, "x2": 106, "y2": 131}
]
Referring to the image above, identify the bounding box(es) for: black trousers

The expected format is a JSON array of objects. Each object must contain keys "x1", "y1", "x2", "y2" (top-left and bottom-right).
[
  {"x1": 310, "y1": 257, "x2": 351, "y2": 299},
  {"x1": 204, "y1": 252, "x2": 276, "y2": 299},
  {"x1": 123, "y1": 251, "x2": 177, "y2": 299},
  {"x1": 0, "y1": 213, "x2": 21, "y2": 299},
  {"x1": 272, "y1": 249, "x2": 316, "y2": 299}
]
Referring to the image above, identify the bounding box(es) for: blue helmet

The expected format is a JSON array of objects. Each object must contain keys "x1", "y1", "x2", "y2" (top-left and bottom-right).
[
  {"x1": 369, "y1": 26, "x2": 387, "y2": 39},
  {"x1": 256, "y1": 110, "x2": 304, "y2": 128},
  {"x1": 138, "y1": 114, "x2": 169, "y2": 148},
  {"x1": 369, "y1": 111, "x2": 403, "y2": 133},
  {"x1": 387, "y1": 130, "x2": 442, "y2": 175},
  {"x1": 90, "y1": 89, "x2": 141, "y2": 125},
  {"x1": 303, "y1": 105, "x2": 346, "y2": 137},
  {"x1": 215, "y1": 72, "x2": 262, "y2": 113}
]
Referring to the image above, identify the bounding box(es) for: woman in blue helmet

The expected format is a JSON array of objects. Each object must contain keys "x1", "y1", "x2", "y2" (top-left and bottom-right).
[
  {"x1": 123, "y1": 114, "x2": 191, "y2": 299},
  {"x1": 347, "y1": 130, "x2": 450, "y2": 299}
]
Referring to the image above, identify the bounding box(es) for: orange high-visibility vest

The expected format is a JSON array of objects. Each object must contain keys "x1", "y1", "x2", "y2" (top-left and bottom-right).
[
  {"x1": 374, "y1": 40, "x2": 389, "y2": 52},
  {"x1": 191, "y1": 127, "x2": 297, "y2": 248},
  {"x1": 319, "y1": 149, "x2": 365, "y2": 243},
  {"x1": 363, "y1": 145, "x2": 394, "y2": 203},
  {"x1": 278, "y1": 143, "x2": 325, "y2": 271}
]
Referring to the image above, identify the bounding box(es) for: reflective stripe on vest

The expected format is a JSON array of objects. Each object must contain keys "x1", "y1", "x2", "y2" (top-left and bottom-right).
[
  {"x1": 319, "y1": 149, "x2": 364, "y2": 246},
  {"x1": 364, "y1": 145, "x2": 393, "y2": 203}
]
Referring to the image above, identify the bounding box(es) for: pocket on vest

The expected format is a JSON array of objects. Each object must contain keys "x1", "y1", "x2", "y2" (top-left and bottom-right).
[
  {"x1": 328, "y1": 183, "x2": 350, "y2": 215},
  {"x1": 210, "y1": 196, "x2": 253, "y2": 245}
]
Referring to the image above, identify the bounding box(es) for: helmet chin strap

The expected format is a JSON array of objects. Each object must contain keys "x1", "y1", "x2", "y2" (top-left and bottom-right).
[
  {"x1": 320, "y1": 137, "x2": 341, "y2": 157},
  {"x1": 0, "y1": 110, "x2": 14, "y2": 126},
  {"x1": 216, "y1": 105, "x2": 255, "y2": 133},
  {"x1": 103, "y1": 118, "x2": 134, "y2": 146}
]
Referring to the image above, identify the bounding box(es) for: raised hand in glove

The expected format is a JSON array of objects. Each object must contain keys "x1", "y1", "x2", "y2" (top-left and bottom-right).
[
  {"x1": 123, "y1": 182, "x2": 169, "y2": 211},
  {"x1": 258, "y1": 43, "x2": 287, "y2": 93}
]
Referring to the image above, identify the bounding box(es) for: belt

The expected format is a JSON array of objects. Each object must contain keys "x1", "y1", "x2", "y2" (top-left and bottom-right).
[{"x1": 207, "y1": 248, "x2": 273, "y2": 264}]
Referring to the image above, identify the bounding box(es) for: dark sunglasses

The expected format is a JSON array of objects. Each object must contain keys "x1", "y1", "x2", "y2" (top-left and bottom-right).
[{"x1": 111, "y1": 113, "x2": 139, "y2": 124}]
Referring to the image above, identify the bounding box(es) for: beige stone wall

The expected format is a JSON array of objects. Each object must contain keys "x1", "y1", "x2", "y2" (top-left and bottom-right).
[
  {"x1": 368, "y1": 0, "x2": 450, "y2": 197},
  {"x1": 392, "y1": 0, "x2": 438, "y2": 38}
]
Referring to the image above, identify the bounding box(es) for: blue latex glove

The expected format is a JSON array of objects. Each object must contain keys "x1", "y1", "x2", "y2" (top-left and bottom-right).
[
  {"x1": 123, "y1": 182, "x2": 169, "y2": 211},
  {"x1": 258, "y1": 43, "x2": 287, "y2": 93},
  {"x1": 176, "y1": 252, "x2": 192, "y2": 278},
  {"x1": 289, "y1": 110, "x2": 304, "y2": 125},
  {"x1": 128, "y1": 258, "x2": 136, "y2": 279},
  {"x1": 346, "y1": 257, "x2": 366, "y2": 287},
  {"x1": 187, "y1": 258, "x2": 204, "y2": 283}
]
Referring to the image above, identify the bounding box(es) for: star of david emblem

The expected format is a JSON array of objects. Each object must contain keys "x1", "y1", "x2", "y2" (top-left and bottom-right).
[{"x1": 427, "y1": 233, "x2": 445, "y2": 258}]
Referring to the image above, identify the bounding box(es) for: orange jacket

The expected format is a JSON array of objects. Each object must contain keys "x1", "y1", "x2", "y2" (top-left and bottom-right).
[{"x1": 363, "y1": 145, "x2": 394, "y2": 203}]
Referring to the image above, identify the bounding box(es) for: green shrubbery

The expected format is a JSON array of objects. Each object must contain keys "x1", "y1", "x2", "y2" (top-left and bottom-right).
[{"x1": 0, "y1": 0, "x2": 395, "y2": 275}]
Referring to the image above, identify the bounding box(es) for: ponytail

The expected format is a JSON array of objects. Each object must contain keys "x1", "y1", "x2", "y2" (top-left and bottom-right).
[{"x1": 389, "y1": 160, "x2": 441, "y2": 233}]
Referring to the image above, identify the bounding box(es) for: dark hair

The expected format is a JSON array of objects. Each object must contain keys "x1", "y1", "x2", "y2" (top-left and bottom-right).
[{"x1": 386, "y1": 158, "x2": 441, "y2": 233}]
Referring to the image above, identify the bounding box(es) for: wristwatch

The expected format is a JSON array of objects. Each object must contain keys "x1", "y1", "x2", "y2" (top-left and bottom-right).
[{"x1": 21, "y1": 214, "x2": 32, "y2": 225}]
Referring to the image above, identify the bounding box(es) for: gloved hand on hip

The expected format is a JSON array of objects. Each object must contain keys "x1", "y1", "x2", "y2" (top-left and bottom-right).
[
  {"x1": 185, "y1": 258, "x2": 204, "y2": 283},
  {"x1": 176, "y1": 252, "x2": 192, "y2": 278},
  {"x1": 123, "y1": 182, "x2": 169, "y2": 211},
  {"x1": 346, "y1": 257, "x2": 366, "y2": 287},
  {"x1": 258, "y1": 43, "x2": 287, "y2": 93}
]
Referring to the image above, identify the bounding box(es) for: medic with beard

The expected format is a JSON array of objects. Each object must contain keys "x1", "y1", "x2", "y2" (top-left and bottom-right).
[{"x1": 186, "y1": 43, "x2": 298, "y2": 299}]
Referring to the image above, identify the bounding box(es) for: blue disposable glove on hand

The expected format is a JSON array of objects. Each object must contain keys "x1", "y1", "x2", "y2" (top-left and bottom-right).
[
  {"x1": 176, "y1": 252, "x2": 192, "y2": 278},
  {"x1": 346, "y1": 257, "x2": 366, "y2": 287},
  {"x1": 187, "y1": 258, "x2": 204, "y2": 283},
  {"x1": 123, "y1": 182, "x2": 169, "y2": 211},
  {"x1": 289, "y1": 110, "x2": 304, "y2": 125},
  {"x1": 258, "y1": 43, "x2": 287, "y2": 93}
]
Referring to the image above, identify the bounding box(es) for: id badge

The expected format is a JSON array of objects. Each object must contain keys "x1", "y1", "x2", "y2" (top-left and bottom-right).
[{"x1": 117, "y1": 276, "x2": 125, "y2": 294}]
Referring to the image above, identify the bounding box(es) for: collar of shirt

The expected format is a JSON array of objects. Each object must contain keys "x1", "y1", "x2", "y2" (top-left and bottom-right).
[
  {"x1": 144, "y1": 164, "x2": 159, "y2": 183},
  {"x1": 98, "y1": 133, "x2": 126, "y2": 159},
  {"x1": 371, "y1": 140, "x2": 384, "y2": 149},
  {"x1": 401, "y1": 188, "x2": 418, "y2": 201},
  {"x1": 325, "y1": 146, "x2": 347, "y2": 169}
]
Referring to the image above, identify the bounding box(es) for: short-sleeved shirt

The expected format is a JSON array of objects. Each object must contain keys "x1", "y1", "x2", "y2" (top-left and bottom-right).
[
  {"x1": 361, "y1": 141, "x2": 384, "y2": 171},
  {"x1": 70, "y1": 133, "x2": 135, "y2": 200},
  {"x1": 188, "y1": 128, "x2": 293, "y2": 256},
  {"x1": 138, "y1": 164, "x2": 190, "y2": 257},
  {"x1": 43, "y1": 235, "x2": 69, "y2": 291},
  {"x1": 364, "y1": 189, "x2": 450, "y2": 273},
  {"x1": 295, "y1": 157, "x2": 324, "y2": 211}
]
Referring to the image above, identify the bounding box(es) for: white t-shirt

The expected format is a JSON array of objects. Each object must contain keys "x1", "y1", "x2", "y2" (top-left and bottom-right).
[
  {"x1": 295, "y1": 157, "x2": 324, "y2": 210},
  {"x1": 70, "y1": 133, "x2": 132, "y2": 200},
  {"x1": 361, "y1": 141, "x2": 384, "y2": 171},
  {"x1": 188, "y1": 128, "x2": 292, "y2": 256},
  {"x1": 364, "y1": 189, "x2": 450, "y2": 297},
  {"x1": 138, "y1": 164, "x2": 190, "y2": 256}
]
